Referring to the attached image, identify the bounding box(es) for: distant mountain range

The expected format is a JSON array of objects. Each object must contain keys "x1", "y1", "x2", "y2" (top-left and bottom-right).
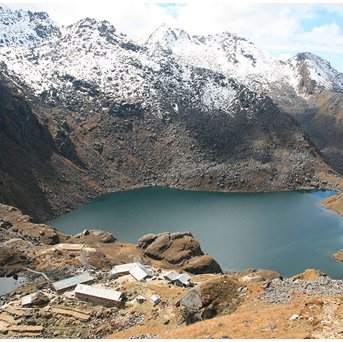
[{"x1": 0, "y1": 5, "x2": 341, "y2": 221}]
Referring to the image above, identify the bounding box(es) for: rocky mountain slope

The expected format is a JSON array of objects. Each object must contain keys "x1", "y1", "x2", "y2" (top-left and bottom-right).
[
  {"x1": 0, "y1": 65, "x2": 101, "y2": 221},
  {"x1": 0, "y1": 6, "x2": 340, "y2": 221},
  {"x1": 285, "y1": 53, "x2": 343, "y2": 174},
  {"x1": 145, "y1": 25, "x2": 343, "y2": 174}
]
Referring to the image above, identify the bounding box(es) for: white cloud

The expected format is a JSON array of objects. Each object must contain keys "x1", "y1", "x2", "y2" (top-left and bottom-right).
[{"x1": 297, "y1": 23, "x2": 343, "y2": 47}]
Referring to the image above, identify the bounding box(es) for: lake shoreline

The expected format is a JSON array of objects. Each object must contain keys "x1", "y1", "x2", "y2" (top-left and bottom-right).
[{"x1": 48, "y1": 187, "x2": 343, "y2": 279}]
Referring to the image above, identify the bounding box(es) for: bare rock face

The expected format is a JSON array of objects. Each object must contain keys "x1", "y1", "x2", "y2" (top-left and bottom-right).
[{"x1": 138, "y1": 232, "x2": 222, "y2": 274}]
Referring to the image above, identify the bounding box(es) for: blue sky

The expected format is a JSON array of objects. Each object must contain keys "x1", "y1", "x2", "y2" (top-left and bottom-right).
[{"x1": 5, "y1": 1, "x2": 343, "y2": 71}]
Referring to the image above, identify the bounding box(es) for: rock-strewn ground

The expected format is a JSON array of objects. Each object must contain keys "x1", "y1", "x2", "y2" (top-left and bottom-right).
[{"x1": 109, "y1": 268, "x2": 343, "y2": 339}]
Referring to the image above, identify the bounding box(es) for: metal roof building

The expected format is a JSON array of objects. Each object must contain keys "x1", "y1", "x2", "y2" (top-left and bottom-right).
[
  {"x1": 151, "y1": 294, "x2": 161, "y2": 305},
  {"x1": 129, "y1": 265, "x2": 152, "y2": 281},
  {"x1": 110, "y1": 262, "x2": 140, "y2": 277},
  {"x1": 51, "y1": 272, "x2": 94, "y2": 292},
  {"x1": 162, "y1": 270, "x2": 180, "y2": 282},
  {"x1": 75, "y1": 284, "x2": 123, "y2": 307},
  {"x1": 135, "y1": 295, "x2": 146, "y2": 303},
  {"x1": 162, "y1": 270, "x2": 191, "y2": 287},
  {"x1": 110, "y1": 262, "x2": 153, "y2": 281},
  {"x1": 174, "y1": 273, "x2": 191, "y2": 287}
]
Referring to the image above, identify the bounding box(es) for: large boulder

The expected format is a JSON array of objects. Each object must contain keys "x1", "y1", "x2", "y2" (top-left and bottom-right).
[
  {"x1": 138, "y1": 232, "x2": 222, "y2": 274},
  {"x1": 183, "y1": 255, "x2": 222, "y2": 274},
  {"x1": 88, "y1": 230, "x2": 116, "y2": 243},
  {"x1": 239, "y1": 268, "x2": 282, "y2": 283},
  {"x1": 178, "y1": 275, "x2": 243, "y2": 324},
  {"x1": 294, "y1": 269, "x2": 326, "y2": 281},
  {"x1": 79, "y1": 250, "x2": 111, "y2": 270}
]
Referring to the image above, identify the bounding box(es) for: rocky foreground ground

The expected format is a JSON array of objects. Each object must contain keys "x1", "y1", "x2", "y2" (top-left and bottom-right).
[{"x1": 1, "y1": 198, "x2": 343, "y2": 339}]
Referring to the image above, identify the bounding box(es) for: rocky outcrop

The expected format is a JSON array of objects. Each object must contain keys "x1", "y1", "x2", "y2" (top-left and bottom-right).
[
  {"x1": 71, "y1": 230, "x2": 116, "y2": 244},
  {"x1": 0, "y1": 204, "x2": 61, "y2": 245},
  {"x1": 138, "y1": 232, "x2": 222, "y2": 274},
  {"x1": 294, "y1": 269, "x2": 326, "y2": 281},
  {"x1": 178, "y1": 275, "x2": 243, "y2": 324},
  {"x1": 0, "y1": 246, "x2": 22, "y2": 275},
  {"x1": 323, "y1": 193, "x2": 343, "y2": 217},
  {"x1": 183, "y1": 255, "x2": 223, "y2": 275},
  {"x1": 239, "y1": 269, "x2": 282, "y2": 284},
  {"x1": 79, "y1": 250, "x2": 111, "y2": 270},
  {"x1": 333, "y1": 250, "x2": 343, "y2": 263}
]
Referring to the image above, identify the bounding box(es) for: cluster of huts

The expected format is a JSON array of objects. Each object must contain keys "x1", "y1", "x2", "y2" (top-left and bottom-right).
[{"x1": 21, "y1": 262, "x2": 192, "y2": 308}]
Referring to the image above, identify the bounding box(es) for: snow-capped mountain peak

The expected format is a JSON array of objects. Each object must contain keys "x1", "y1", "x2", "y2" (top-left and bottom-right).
[
  {"x1": 145, "y1": 24, "x2": 192, "y2": 54},
  {"x1": 0, "y1": 5, "x2": 60, "y2": 48},
  {"x1": 59, "y1": 17, "x2": 141, "y2": 52},
  {"x1": 288, "y1": 52, "x2": 343, "y2": 93},
  {"x1": 145, "y1": 25, "x2": 286, "y2": 90}
]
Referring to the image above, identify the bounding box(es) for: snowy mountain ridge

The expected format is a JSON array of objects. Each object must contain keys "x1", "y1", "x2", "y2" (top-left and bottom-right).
[
  {"x1": 288, "y1": 52, "x2": 343, "y2": 94},
  {"x1": 0, "y1": 5, "x2": 60, "y2": 48},
  {"x1": 145, "y1": 24, "x2": 343, "y2": 94},
  {"x1": 0, "y1": 5, "x2": 342, "y2": 107},
  {"x1": 145, "y1": 24, "x2": 289, "y2": 89},
  {"x1": 0, "y1": 9, "x2": 266, "y2": 121}
]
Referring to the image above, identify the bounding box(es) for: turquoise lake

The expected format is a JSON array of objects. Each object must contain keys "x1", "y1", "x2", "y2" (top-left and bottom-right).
[{"x1": 48, "y1": 187, "x2": 343, "y2": 279}]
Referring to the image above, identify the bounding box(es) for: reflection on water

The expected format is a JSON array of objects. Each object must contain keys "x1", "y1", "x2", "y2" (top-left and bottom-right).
[{"x1": 49, "y1": 187, "x2": 343, "y2": 278}]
